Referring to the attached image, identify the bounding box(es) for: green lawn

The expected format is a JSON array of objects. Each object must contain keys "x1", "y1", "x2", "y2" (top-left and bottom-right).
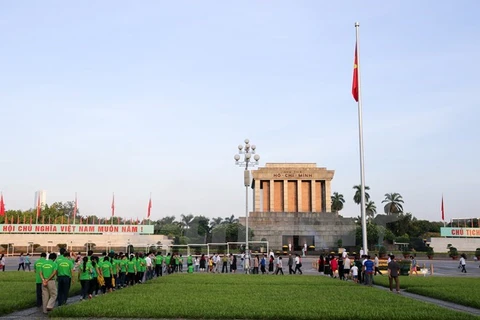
[
  {"x1": 51, "y1": 274, "x2": 477, "y2": 319},
  {"x1": 0, "y1": 272, "x2": 80, "y2": 316},
  {"x1": 374, "y1": 276, "x2": 480, "y2": 309}
]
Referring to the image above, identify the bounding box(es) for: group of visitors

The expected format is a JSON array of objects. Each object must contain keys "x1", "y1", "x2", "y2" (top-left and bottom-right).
[
  {"x1": 317, "y1": 252, "x2": 401, "y2": 292},
  {"x1": 195, "y1": 251, "x2": 303, "y2": 275}
]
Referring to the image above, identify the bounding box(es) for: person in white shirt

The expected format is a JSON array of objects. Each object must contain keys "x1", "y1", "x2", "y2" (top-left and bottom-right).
[
  {"x1": 294, "y1": 254, "x2": 302, "y2": 274},
  {"x1": 459, "y1": 254, "x2": 467, "y2": 273},
  {"x1": 350, "y1": 265, "x2": 359, "y2": 283},
  {"x1": 343, "y1": 256, "x2": 351, "y2": 280},
  {"x1": 145, "y1": 255, "x2": 153, "y2": 280},
  {"x1": 275, "y1": 257, "x2": 284, "y2": 275}
]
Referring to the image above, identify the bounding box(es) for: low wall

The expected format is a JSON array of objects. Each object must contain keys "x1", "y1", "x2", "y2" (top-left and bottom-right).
[
  {"x1": 429, "y1": 237, "x2": 480, "y2": 252},
  {"x1": 0, "y1": 233, "x2": 172, "y2": 253}
]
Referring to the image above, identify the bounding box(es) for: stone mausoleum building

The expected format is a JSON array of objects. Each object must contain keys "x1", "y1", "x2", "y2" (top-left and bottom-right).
[{"x1": 240, "y1": 163, "x2": 355, "y2": 252}]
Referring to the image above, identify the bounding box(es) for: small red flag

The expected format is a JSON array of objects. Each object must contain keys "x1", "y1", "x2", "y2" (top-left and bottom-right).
[
  {"x1": 73, "y1": 193, "x2": 78, "y2": 222},
  {"x1": 147, "y1": 197, "x2": 152, "y2": 219},
  {"x1": 352, "y1": 42, "x2": 359, "y2": 102},
  {"x1": 441, "y1": 195, "x2": 445, "y2": 221},
  {"x1": 36, "y1": 194, "x2": 41, "y2": 218},
  {"x1": 0, "y1": 193, "x2": 5, "y2": 217},
  {"x1": 111, "y1": 193, "x2": 115, "y2": 217}
]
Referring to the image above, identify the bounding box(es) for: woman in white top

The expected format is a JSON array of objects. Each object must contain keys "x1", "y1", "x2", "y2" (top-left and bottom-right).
[{"x1": 0, "y1": 254, "x2": 5, "y2": 271}]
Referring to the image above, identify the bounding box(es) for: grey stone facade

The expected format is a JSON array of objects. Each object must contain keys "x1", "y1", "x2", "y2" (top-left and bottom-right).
[{"x1": 240, "y1": 212, "x2": 356, "y2": 251}]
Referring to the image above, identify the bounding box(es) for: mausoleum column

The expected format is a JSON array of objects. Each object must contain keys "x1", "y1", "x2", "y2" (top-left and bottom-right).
[
  {"x1": 325, "y1": 180, "x2": 332, "y2": 212},
  {"x1": 254, "y1": 180, "x2": 261, "y2": 212},
  {"x1": 311, "y1": 180, "x2": 316, "y2": 212},
  {"x1": 283, "y1": 180, "x2": 289, "y2": 212},
  {"x1": 269, "y1": 180, "x2": 275, "y2": 212},
  {"x1": 297, "y1": 180, "x2": 303, "y2": 212}
]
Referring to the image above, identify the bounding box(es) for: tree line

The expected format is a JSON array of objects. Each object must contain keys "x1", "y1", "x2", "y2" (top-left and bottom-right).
[
  {"x1": 1, "y1": 188, "x2": 472, "y2": 252},
  {"x1": 331, "y1": 185, "x2": 453, "y2": 252}
]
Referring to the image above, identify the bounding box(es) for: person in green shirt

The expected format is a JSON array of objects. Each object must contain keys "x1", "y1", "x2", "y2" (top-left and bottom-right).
[
  {"x1": 179, "y1": 254, "x2": 184, "y2": 272},
  {"x1": 165, "y1": 253, "x2": 172, "y2": 274},
  {"x1": 119, "y1": 255, "x2": 127, "y2": 287},
  {"x1": 88, "y1": 256, "x2": 101, "y2": 297},
  {"x1": 111, "y1": 254, "x2": 119, "y2": 290},
  {"x1": 136, "y1": 253, "x2": 146, "y2": 283},
  {"x1": 155, "y1": 253, "x2": 164, "y2": 277},
  {"x1": 34, "y1": 252, "x2": 47, "y2": 307},
  {"x1": 187, "y1": 254, "x2": 193, "y2": 268},
  {"x1": 78, "y1": 256, "x2": 92, "y2": 300},
  {"x1": 101, "y1": 256, "x2": 113, "y2": 293},
  {"x1": 126, "y1": 254, "x2": 137, "y2": 286},
  {"x1": 40, "y1": 253, "x2": 58, "y2": 314},
  {"x1": 57, "y1": 251, "x2": 74, "y2": 306}
]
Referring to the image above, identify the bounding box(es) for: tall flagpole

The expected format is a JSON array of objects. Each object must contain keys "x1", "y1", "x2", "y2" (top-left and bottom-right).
[{"x1": 355, "y1": 22, "x2": 368, "y2": 255}]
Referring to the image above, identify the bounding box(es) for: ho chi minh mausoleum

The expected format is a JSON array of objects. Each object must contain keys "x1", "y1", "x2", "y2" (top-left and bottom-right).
[{"x1": 239, "y1": 163, "x2": 356, "y2": 252}]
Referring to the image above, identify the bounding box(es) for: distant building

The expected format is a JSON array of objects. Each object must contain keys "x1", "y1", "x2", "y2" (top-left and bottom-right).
[{"x1": 34, "y1": 190, "x2": 47, "y2": 209}]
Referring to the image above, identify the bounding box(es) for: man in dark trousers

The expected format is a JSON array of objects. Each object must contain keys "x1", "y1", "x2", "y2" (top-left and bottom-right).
[
  {"x1": 287, "y1": 254, "x2": 294, "y2": 274},
  {"x1": 388, "y1": 255, "x2": 401, "y2": 293}
]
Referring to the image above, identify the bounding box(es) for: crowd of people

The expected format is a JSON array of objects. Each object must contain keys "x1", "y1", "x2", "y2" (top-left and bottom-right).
[
  {"x1": 316, "y1": 252, "x2": 401, "y2": 292},
  {"x1": 8, "y1": 247, "x2": 472, "y2": 314}
]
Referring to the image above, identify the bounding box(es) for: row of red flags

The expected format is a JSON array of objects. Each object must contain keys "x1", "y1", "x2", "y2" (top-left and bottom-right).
[
  {"x1": 0, "y1": 192, "x2": 152, "y2": 220},
  {"x1": 2, "y1": 214, "x2": 148, "y2": 225}
]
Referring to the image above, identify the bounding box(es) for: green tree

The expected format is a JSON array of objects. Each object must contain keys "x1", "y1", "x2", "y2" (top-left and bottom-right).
[
  {"x1": 331, "y1": 192, "x2": 345, "y2": 213},
  {"x1": 366, "y1": 201, "x2": 377, "y2": 219},
  {"x1": 210, "y1": 217, "x2": 223, "y2": 229},
  {"x1": 353, "y1": 185, "x2": 370, "y2": 205},
  {"x1": 382, "y1": 193, "x2": 404, "y2": 215},
  {"x1": 223, "y1": 215, "x2": 238, "y2": 224}
]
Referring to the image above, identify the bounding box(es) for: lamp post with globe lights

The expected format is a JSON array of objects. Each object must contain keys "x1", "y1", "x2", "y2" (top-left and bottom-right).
[{"x1": 234, "y1": 139, "x2": 260, "y2": 259}]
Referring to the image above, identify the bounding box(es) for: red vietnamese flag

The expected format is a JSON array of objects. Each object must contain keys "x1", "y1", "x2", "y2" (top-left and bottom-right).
[
  {"x1": 111, "y1": 193, "x2": 115, "y2": 217},
  {"x1": 36, "y1": 193, "x2": 41, "y2": 218},
  {"x1": 352, "y1": 42, "x2": 359, "y2": 102},
  {"x1": 73, "y1": 193, "x2": 78, "y2": 223},
  {"x1": 0, "y1": 193, "x2": 5, "y2": 217},
  {"x1": 147, "y1": 196, "x2": 152, "y2": 219},
  {"x1": 441, "y1": 195, "x2": 445, "y2": 221}
]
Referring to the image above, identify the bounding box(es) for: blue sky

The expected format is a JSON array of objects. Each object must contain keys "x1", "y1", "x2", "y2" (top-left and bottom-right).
[{"x1": 0, "y1": 1, "x2": 478, "y2": 222}]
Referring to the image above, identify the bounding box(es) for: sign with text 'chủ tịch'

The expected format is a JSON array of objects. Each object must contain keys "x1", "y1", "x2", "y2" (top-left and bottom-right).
[
  {"x1": 440, "y1": 227, "x2": 480, "y2": 237},
  {"x1": 0, "y1": 224, "x2": 154, "y2": 234}
]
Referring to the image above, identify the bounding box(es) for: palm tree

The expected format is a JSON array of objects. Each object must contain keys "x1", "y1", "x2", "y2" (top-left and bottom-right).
[
  {"x1": 331, "y1": 192, "x2": 345, "y2": 213},
  {"x1": 365, "y1": 201, "x2": 377, "y2": 219},
  {"x1": 180, "y1": 214, "x2": 194, "y2": 229},
  {"x1": 210, "y1": 217, "x2": 223, "y2": 229},
  {"x1": 223, "y1": 215, "x2": 238, "y2": 224},
  {"x1": 353, "y1": 185, "x2": 370, "y2": 205},
  {"x1": 382, "y1": 193, "x2": 404, "y2": 214}
]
